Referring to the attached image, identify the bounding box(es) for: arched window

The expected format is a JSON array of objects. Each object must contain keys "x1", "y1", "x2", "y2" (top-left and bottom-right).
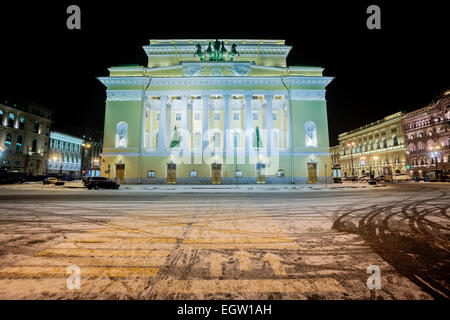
[
  {"x1": 8, "y1": 113, "x2": 15, "y2": 128},
  {"x1": 395, "y1": 155, "x2": 400, "y2": 164},
  {"x1": 304, "y1": 121, "x2": 317, "y2": 147},
  {"x1": 233, "y1": 132, "x2": 240, "y2": 148},
  {"x1": 0, "y1": 110, "x2": 3, "y2": 125},
  {"x1": 5, "y1": 133, "x2": 12, "y2": 150},
  {"x1": 33, "y1": 120, "x2": 39, "y2": 134},
  {"x1": 19, "y1": 117, "x2": 25, "y2": 130},
  {"x1": 115, "y1": 122, "x2": 128, "y2": 148},
  {"x1": 376, "y1": 140, "x2": 381, "y2": 149},
  {"x1": 393, "y1": 136, "x2": 398, "y2": 146},
  {"x1": 382, "y1": 138, "x2": 387, "y2": 148},
  {"x1": 16, "y1": 136, "x2": 23, "y2": 152},
  {"x1": 31, "y1": 138, "x2": 37, "y2": 152}
]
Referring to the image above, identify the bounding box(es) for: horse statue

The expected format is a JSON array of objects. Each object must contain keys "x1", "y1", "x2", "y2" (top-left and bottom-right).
[
  {"x1": 205, "y1": 42, "x2": 213, "y2": 60},
  {"x1": 227, "y1": 43, "x2": 240, "y2": 61},
  {"x1": 194, "y1": 43, "x2": 206, "y2": 62}
]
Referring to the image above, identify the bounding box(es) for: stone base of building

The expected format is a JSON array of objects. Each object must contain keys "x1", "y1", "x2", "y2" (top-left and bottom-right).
[{"x1": 122, "y1": 176, "x2": 328, "y2": 185}]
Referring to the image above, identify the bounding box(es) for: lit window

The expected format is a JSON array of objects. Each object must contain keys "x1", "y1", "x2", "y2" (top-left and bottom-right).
[
  {"x1": 176, "y1": 113, "x2": 181, "y2": 121},
  {"x1": 147, "y1": 170, "x2": 156, "y2": 178},
  {"x1": 272, "y1": 112, "x2": 277, "y2": 121},
  {"x1": 195, "y1": 112, "x2": 201, "y2": 121},
  {"x1": 156, "y1": 112, "x2": 160, "y2": 120},
  {"x1": 252, "y1": 113, "x2": 258, "y2": 121},
  {"x1": 233, "y1": 112, "x2": 240, "y2": 121},
  {"x1": 214, "y1": 112, "x2": 220, "y2": 121}
]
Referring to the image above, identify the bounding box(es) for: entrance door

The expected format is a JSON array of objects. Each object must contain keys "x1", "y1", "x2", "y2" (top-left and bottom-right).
[
  {"x1": 167, "y1": 163, "x2": 177, "y2": 184},
  {"x1": 307, "y1": 163, "x2": 317, "y2": 184},
  {"x1": 256, "y1": 163, "x2": 266, "y2": 184},
  {"x1": 115, "y1": 163, "x2": 125, "y2": 184},
  {"x1": 211, "y1": 163, "x2": 222, "y2": 184}
]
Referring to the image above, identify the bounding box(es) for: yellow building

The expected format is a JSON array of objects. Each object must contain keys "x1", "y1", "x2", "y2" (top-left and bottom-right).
[
  {"x1": 98, "y1": 39, "x2": 333, "y2": 184},
  {"x1": 338, "y1": 112, "x2": 407, "y2": 178}
]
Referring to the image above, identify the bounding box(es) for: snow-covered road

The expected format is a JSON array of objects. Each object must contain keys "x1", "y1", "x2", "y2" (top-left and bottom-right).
[{"x1": 0, "y1": 183, "x2": 448, "y2": 299}]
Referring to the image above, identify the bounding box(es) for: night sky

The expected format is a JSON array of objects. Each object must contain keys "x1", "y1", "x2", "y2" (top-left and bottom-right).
[{"x1": 0, "y1": 1, "x2": 448, "y2": 145}]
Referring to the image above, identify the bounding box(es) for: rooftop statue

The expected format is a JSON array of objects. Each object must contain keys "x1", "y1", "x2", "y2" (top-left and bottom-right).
[{"x1": 194, "y1": 39, "x2": 239, "y2": 62}]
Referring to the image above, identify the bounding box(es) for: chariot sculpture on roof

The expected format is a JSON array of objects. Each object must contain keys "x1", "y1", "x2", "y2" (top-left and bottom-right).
[{"x1": 194, "y1": 39, "x2": 240, "y2": 62}]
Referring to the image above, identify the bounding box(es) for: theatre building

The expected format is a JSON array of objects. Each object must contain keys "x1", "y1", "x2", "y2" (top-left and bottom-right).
[{"x1": 98, "y1": 39, "x2": 333, "y2": 184}]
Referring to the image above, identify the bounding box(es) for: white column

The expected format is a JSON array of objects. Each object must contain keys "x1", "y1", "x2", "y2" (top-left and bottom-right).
[
  {"x1": 166, "y1": 98, "x2": 172, "y2": 147},
  {"x1": 223, "y1": 93, "x2": 231, "y2": 157},
  {"x1": 265, "y1": 94, "x2": 273, "y2": 156},
  {"x1": 202, "y1": 94, "x2": 210, "y2": 153},
  {"x1": 286, "y1": 95, "x2": 292, "y2": 150},
  {"x1": 158, "y1": 95, "x2": 167, "y2": 152},
  {"x1": 244, "y1": 94, "x2": 252, "y2": 156},
  {"x1": 281, "y1": 104, "x2": 285, "y2": 148},
  {"x1": 148, "y1": 108, "x2": 153, "y2": 149}
]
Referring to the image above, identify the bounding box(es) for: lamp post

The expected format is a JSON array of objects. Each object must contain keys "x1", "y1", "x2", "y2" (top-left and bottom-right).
[
  {"x1": 347, "y1": 141, "x2": 355, "y2": 180},
  {"x1": 81, "y1": 142, "x2": 92, "y2": 177}
]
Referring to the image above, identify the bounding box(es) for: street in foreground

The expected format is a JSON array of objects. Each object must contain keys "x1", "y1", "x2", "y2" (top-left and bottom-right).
[{"x1": 0, "y1": 183, "x2": 448, "y2": 299}]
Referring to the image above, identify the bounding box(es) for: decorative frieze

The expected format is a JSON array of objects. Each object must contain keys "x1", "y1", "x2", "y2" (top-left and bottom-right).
[
  {"x1": 291, "y1": 90, "x2": 326, "y2": 101},
  {"x1": 106, "y1": 90, "x2": 143, "y2": 101}
]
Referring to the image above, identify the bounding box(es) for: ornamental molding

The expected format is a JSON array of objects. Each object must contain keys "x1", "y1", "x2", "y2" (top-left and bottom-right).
[
  {"x1": 98, "y1": 76, "x2": 149, "y2": 87},
  {"x1": 290, "y1": 90, "x2": 326, "y2": 101},
  {"x1": 149, "y1": 76, "x2": 284, "y2": 87},
  {"x1": 282, "y1": 76, "x2": 333, "y2": 86},
  {"x1": 106, "y1": 90, "x2": 143, "y2": 101},
  {"x1": 49, "y1": 131, "x2": 84, "y2": 144}
]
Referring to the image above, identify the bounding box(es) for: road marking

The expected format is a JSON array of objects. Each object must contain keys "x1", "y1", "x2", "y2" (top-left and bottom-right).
[
  {"x1": 262, "y1": 253, "x2": 287, "y2": 276},
  {"x1": 151, "y1": 278, "x2": 346, "y2": 294},
  {"x1": 232, "y1": 250, "x2": 254, "y2": 272},
  {"x1": 71, "y1": 237, "x2": 178, "y2": 244},
  {"x1": 0, "y1": 266, "x2": 159, "y2": 278},
  {"x1": 37, "y1": 249, "x2": 171, "y2": 258},
  {"x1": 204, "y1": 253, "x2": 228, "y2": 277}
]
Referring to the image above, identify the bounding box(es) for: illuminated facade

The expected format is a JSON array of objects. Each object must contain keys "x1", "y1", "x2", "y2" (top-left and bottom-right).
[
  {"x1": 338, "y1": 112, "x2": 407, "y2": 177},
  {"x1": 402, "y1": 91, "x2": 450, "y2": 179},
  {"x1": 98, "y1": 39, "x2": 333, "y2": 184},
  {"x1": 47, "y1": 131, "x2": 83, "y2": 177},
  {"x1": 0, "y1": 101, "x2": 52, "y2": 175}
]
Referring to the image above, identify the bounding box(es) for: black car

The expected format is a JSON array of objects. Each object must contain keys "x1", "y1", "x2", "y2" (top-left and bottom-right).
[{"x1": 84, "y1": 177, "x2": 119, "y2": 190}]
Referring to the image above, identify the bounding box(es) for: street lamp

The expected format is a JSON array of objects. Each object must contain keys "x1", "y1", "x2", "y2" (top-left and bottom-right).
[
  {"x1": 347, "y1": 141, "x2": 355, "y2": 180},
  {"x1": 428, "y1": 145, "x2": 443, "y2": 181}
]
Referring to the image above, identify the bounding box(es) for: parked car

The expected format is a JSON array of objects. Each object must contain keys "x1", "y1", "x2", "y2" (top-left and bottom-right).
[
  {"x1": 0, "y1": 170, "x2": 26, "y2": 184},
  {"x1": 43, "y1": 177, "x2": 65, "y2": 186},
  {"x1": 393, "y1": 173, "x2": 410, "y2": 182},
  {"x1": 84, "y1": 177, "x2": 119, "y2": 190}
]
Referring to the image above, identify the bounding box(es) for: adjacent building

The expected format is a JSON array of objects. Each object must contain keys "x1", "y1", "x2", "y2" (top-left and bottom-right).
[
  {"x1": 98, "y1": 39, "x2": 333, "y2": 184},
  {"x1": 330, "y1": 145, "x2": 340, "y2": 166},
  {"x1": 402, "y1": 91, "x2": 450, "y2": 180},
  {"x1": 0, "y1": 101, "x2": 52, "y2": 175},
  {"x1": 338, "y1": 112, "x2": 407, "y2": 178},
  {"x1": 47, "y1": 131, "x2": 83, "y2": 177}
]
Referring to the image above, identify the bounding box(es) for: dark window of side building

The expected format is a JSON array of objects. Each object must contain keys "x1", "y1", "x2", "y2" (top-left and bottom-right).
[
  {"x1": 33, "y1": 120, "x2": 39, "y2": 134},
  {"x1": 32, "y1": 139, "x2": 37, "y2": 152},
  {"x1": 0, "y1": 110, "x2": 3, "y2": 125},
  {"x1": 16, "y1": 136, "x2": 23, "y2": 152},
  {"x1": 8, "y1": 113, "x2": 14, "y2": 128},
  {"x1": 5, "y1": 133, "x2": 12, "y2": 150},
  {"x1": 19, "y1": 117, "x2": 25, "y2": 130},
  {"x1": 393, "y1": 136, "x2": 398, "y2": 146}
]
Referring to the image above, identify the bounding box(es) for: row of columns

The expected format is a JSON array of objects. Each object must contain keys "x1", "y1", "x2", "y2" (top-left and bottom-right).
[{"x1": 146, "y1": 93, "x2": 288, "y2": 154}]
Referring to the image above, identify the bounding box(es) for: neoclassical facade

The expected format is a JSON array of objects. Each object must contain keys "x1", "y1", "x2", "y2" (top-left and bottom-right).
[
  {"x1": 47, "y1": 131, "x2": 83, "y2": 177},
  {"x1": 402, "y1": 91, "x2": 450, "y2": 179},
  {"x1": 0, "y1": 101, "x2": 52, "y2": 175},
  {"x1": 99, "y1": 39, "x2": 333, "y2": 184},
  {"x1": 338, "y1": 112, "x2": 407, "y2": 177}
]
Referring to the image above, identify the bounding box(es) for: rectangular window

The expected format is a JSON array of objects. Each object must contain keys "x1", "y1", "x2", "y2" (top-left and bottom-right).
[
  {"x1": 214, "y1": 112, "x2": 220, "y2": 121},
  {"x1": 272, "y1": 112, "x2": 278, "y2": 121},
  {"x1": 252, "y1": 113, "x2": 258, "y2": 121},
  {"x1": 233, "y1": 112, "x2": 240, "y2": 121},
  {"x1": 147, "y1": 170, "x2": 156, "y2": 178},
  {"x1": 194, "y1": 112, "x2": 201, "y2": 121},
  {"x1": 176, "y1": 113, "x2": 181, "y2": 121}
]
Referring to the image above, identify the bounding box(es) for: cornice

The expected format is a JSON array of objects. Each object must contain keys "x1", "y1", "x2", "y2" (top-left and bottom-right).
[
  {"x1": 98, "y1": 76, "x2": 149, "y2": 87},
  {"x1": 106, "y1": 90, "x2": 143, "y2": 101}
]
